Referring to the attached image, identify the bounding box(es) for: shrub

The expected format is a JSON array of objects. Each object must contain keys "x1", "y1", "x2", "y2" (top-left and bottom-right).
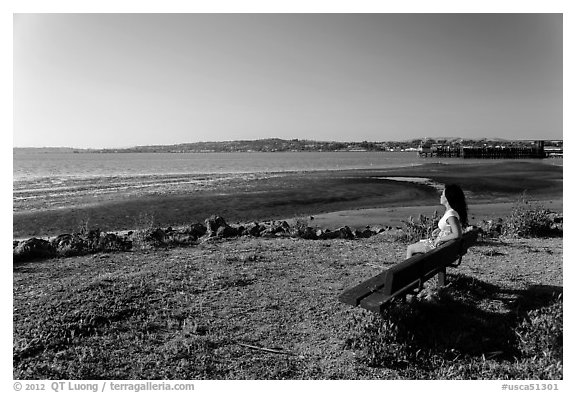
[
  {"x1": 399, "y1": 211, "x2": 439, "y2": 243},
  {"x1": 131, "y1": 212, "x2": 163, "y2": 249},
  {"x1": 501, "y1": 193, "x2": 561, "y2": 238},
  {"x1": 293, "y1": 217, "x2": 309, "y2": 232}
]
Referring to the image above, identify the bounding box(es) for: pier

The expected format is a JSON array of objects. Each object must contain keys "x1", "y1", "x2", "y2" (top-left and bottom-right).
[
  {"x1": 460, "y1": 146, "x2": 545, "y2": 159},
  {"x1": 418, "y1": 141, "x2": 551, "y2": 159}
]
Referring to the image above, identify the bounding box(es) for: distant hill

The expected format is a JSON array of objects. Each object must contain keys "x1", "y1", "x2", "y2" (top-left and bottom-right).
[
  {"x1": 13, "y1": 147, "x2": 84, "y2": 153},
  {"x1": 13, "y1": 137, "x2": 561, "y2": 154}
]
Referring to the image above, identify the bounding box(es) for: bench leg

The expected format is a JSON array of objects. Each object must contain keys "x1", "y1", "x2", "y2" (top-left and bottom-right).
[{"x1": 437, "y1": 267, "x2": 446, "y2": 288}]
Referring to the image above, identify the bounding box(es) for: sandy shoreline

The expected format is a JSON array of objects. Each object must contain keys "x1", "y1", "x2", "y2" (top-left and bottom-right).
[{"x1": 305, "y1": 199, "x2": 563, "y2": 230}]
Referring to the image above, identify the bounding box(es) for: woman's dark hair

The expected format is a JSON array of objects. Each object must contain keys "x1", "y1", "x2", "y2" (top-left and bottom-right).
[{"x1": 444, "y1": 184, "x2": 468, "y2": 227}]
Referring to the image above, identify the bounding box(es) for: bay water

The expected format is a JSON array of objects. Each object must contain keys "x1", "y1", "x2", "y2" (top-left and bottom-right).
[{"x1": 13, "y1": 150, "x2": 561, "y2": 212}]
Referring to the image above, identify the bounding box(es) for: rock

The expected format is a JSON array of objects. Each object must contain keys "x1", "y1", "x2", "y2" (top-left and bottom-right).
[
  {"x1": 244, "y1": 222, "x2": 264, "y2": 237},
  {"x1": 188, "y1": 223, "x2": 207, "y2": 238},
  {"x1": 205, "y1": 216, "x2": 228, "y2": 237},
  {"x1": 259, "y1": 228, "x2": 278, "y2": 238},
  {"x1": 141, "y1": 228, "x2": 167, "y2": 247},
  {"x1": 368, "y1": 225, "x2": 387, "y2": 234},
  {"x1": 98, "y1": 233, "x2": 132, "y2": 252},
  {"x1": 202, "y1": 216, "x2": 241, "y2": 239},
  {"x1": 337, "y1": 226, "x2": 354, "y2": 240},
  {"x1": 216, "y1": 225, "x2": 239, "y2": 238},
  {"x1": 165, "y1": 231, "x2": 196, "y2": 246},
  {"x1": 14, "y1": 238, "x2": 56, "y2": 261},
  {"x1": 298, "y1": 226, "x2": 318, "y2": 240},
  {"x1": 353, "y1": 228, "x2": 375, "y2": 238},
  {"x1": 51, "y1": 233, "x2": 87, "y2": 256},
  {"x1": 481, "y1": 218, "x2": 504, "y2": 238},
  {"x1": 316, "y1": 229, "x2": 339, "y2": 240},
  {"x1": 260, "y1": 221, "x2": 290, "y2": 237},
  {"x1": 326, "y1": 231, "x2": 340, "y2": 239}
]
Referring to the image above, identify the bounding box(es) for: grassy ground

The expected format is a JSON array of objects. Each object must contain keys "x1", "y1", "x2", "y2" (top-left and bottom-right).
[{"x1": 13, "y1": 234, "x2": 562, "y2": 379}]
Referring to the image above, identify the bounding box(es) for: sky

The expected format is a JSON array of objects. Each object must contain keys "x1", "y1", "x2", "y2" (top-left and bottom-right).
[{"x1": 13, "y1": 12, "x2": 563, "y2": 148}]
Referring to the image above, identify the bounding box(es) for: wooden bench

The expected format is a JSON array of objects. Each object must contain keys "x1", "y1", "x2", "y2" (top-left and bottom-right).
[{"x1": 339, "y1": 228, "x2": 479, "y2": 313}]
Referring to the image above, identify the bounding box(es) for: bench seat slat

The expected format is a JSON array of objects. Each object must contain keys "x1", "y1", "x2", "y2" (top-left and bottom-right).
[
  {"x1": 338, "y1": 270, "x2": 392, "y2": 306},
  {"x1": 360, "y1": 265, "x2": 448, "y2": 313}
]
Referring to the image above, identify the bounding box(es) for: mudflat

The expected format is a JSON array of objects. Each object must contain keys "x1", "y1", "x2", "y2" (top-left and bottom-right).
[{"x1": 13, "y1": 160, "x2": 562, "y2": 238}]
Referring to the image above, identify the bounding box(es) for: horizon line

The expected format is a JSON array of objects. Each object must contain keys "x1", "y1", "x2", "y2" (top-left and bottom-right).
[{"x1": 13, "y1": 136, "x2": 563, "y2": 150}]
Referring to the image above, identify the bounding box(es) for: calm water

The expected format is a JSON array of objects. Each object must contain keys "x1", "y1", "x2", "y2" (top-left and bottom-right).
[
  {"x1": 13, "y1": 150, "x2": 562, "y2": 212},
  {"x1": 14, "y1": 151, "x2": 434, "y2": 181}
]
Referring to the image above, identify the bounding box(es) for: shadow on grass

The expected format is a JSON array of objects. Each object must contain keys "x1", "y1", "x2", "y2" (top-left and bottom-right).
[
  {"x1": 401, "y1": 274, "x2": 560, "y2": 357},
  {"x1": 343, "y1": 273, "x2": 562, "y2": 376}
]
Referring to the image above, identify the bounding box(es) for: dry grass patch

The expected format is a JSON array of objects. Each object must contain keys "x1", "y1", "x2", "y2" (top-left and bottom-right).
[{"x1": 14, "y1": 236, "x2": 561, "y2": 379}]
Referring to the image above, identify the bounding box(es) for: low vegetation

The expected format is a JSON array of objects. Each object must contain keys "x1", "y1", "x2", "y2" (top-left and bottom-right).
[
  {"x1": 501, "y1": 194, "x2": 563, "y2": 238},
  {"x1": 343, "y1": 278, "x2": 562, "y2": 379},
  {"x1": 399, "y1": 193, "x2": 562, "y2": 243},
  {"x1": 399, "y1": 210, "x2": 441, "y2": 243},
  {"x1": 13, "y1": 192, "x2": 562, "y2": 380},
  {"x1": 14, "y1": 238, "x2": 562, "y2": 379},
  {"x1": 479, "y1": 193, "x2": 562, "y2": 239}
]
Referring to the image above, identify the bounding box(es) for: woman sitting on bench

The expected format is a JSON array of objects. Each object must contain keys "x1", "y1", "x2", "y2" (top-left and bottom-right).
[{"x1": 406, "y1": 184, "x2": 468, "y2": 259}]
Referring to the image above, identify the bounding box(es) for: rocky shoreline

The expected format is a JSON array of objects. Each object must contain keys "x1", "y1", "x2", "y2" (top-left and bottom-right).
[
  {"x1": 12, "y1": 215, "x2": 407, "y2": 263},
  {"x1": 13, "y1": 206, "x2": 564, "y2": 263}
]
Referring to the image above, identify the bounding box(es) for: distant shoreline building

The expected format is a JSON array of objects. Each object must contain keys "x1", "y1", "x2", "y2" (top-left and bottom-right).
[{"x1": 418, "y1": 140, "x2": 560, "y2": 159}]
